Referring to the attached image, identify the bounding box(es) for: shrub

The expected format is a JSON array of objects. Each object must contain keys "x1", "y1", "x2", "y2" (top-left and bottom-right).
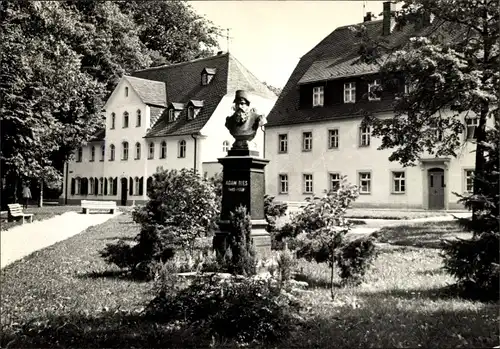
[
  {"x1": 146, "y1": 273, "x2": 301, "y2": 345},
  {"x1": 264, "y1": 195, "x2": 288, "y2": 249},
  {"x1": 335, "y1": 236, "x2": 377, "y2": 285},
  {"x1": 101, "y1": 169, "x2": 218, "y2": 279},
  {"x1": 443, "y1": 126, "x2": 500, "y2": 300},
  {"x1": 277, "y1": 247, "x2": 296, "y2": 288}
]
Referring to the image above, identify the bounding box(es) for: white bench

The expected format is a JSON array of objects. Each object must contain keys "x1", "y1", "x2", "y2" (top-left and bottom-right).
[
  {"x1": 81, "y1": 200, "x2": 117, "y2": 214},
  {"x1": 7, "y1": 204, "x2": 34, "y2": 224}
]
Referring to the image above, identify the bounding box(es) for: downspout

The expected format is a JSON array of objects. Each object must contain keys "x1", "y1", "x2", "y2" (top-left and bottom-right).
[
  {"x1": 64, "y1": 160, "x2": 69, "y2": 205},
  {"x1": 191, "y1": 133, "x2": 198, "y2": 173}
]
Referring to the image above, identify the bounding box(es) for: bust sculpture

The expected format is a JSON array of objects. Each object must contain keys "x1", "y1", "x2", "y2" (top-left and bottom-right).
[{"x1": 225, "y1": 90, "x2": 265, "y2": 150}]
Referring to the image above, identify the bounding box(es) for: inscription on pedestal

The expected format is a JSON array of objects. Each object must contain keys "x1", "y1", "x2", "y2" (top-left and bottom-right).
[{"x1": 225, "y1": 180, "x2": 248, "y2": 193}]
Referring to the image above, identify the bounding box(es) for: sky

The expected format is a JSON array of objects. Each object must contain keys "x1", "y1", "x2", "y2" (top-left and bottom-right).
[{"x1": 189, "y1": 1, "x2": 387, "y2": 88}]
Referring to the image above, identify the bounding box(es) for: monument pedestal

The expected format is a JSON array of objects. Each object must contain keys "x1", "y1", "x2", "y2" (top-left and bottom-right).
[{"x1": 214, "y1": 150, "x2": 271, "y2": 260}]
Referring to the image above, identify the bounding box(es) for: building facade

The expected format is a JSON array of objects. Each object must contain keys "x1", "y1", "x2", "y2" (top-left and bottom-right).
[
  {"x1": 265, "y1": 2, "x2": 481, "y2": 210},
  {"x1": 61, "y1": 53, "x2": 277, "y2": 205}
]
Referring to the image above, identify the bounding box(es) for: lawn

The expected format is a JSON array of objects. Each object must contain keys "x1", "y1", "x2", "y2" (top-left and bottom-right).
[
  {"x1": 1, "y1": 216, "x2": 498, "y2": 348},
  {"x1": 1, "y1": 205, "x2": 80, "y2": 231}
]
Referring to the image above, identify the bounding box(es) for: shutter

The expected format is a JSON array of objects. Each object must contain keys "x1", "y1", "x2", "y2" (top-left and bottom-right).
[
  {"x1": 104, "y1": 178, "x2": 108, "y2": 195},
  {"x1": 129, "y1": 177, "x2": 133, "y2": 195},
  {"x1": 113, "y1": 178, "x2": 118, "y2": 195},
  {"x1": 95, "y1": 177, "x2": 99, "y2": 195},
  {"x1": 71, "y1": 178, "x2": 75, "y2": 195},
  {"x1": 139, "y1": 177, "x2": 144, "y2": 195}
]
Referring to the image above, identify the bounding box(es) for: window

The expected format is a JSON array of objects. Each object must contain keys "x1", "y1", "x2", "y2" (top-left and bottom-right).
[
  {"x1": 135, "y1": 142, "x2": 141, "y2": 160},
  {"x1": 312, "y1": 86, "x2": 324, "y2": 107},
  {"x1": 328, "y1": 129, "x2": 339, "y2": 149},
  {"x1": 303, "y1": 174, "x2": 313, "y2": 194},
  {"x1": 368, "y1": 79, "x2": 381, "y2": 101},
  {"x1": 178, "y1": 140, "x2": 186, "y2": 158},
  {"x1": 122, "y1": 142, "x2": 129, "y2": 160},
  {"x1": 201, "y1": 73, "x2": 208, "y2": 85},
  {"x1": 136, "y1": 110, "x2": 141, "y2": 127},
  {"x1": 223, "y1": 140, "x2": 230, "y2": 153},
  {"x1": 76, "y1": 147, "x2": 83, "y2": 162},
  {"x1": 160, "y1": 141, "x2": 167, "y2": 159},
  {"x1": 100, "y1": 145, "x2": 105, "y2": 161},
  {"x1": 99, "y1": 177, "x2": 104, "y2": 195},
  {"x1": 109, "y1": 144, "x2": 115, "y2": 161},
  {"x1": 392, "y1": 171, "x2": 406, "y2": 193},
  {"x1": 359, "y1": 125, "x2": 371, "y2": 147},
  {"x1": 168, "y1": 109, "x2": 175, "y2": 122},
  {"x1": 123, "y1": 112, "x2": 129, "y2": 128},
  {"x1": 110, "y1": 113, "x2": 116, "y2": 129},
  {"x1": 344, "y1": 82, "x2": 356, "y2": 103},
  {"x1": 330, "y1": 173, "x2": 341, "y2": 191},
  {"x1": 89, "y1": 178, "x2": 94, "y2": 195},
  {"x1": 187, "y1": 106, "x2": 195, "y2": 120},
  {"x1": 279, "y1": 174, "x2": 289, "y2": 194},
  {"x1": 278, "y1": 134, "x2": 288, "y2": 153},
  {"x1": 90, "y1": 146, "x2": 95, "y2": 162},
  {"x1": 75, "y1": 177, "x2": 81, "y2": 195},
  {"x1": 108, "y1": 177, "x2": 114, "y2": 196},
  {"x1": 125, "y1": 87, "x2": 128, "y2": 97},
  {"x1": 302, "y1": 131, "x2": 312, "y2": 151},
  {"x1": 465, "y1": 169, "x2": 474, "y2": 192},
  {"x1": 358, "y1": 172, "x2": 371, "y2": 194},
  {"x1": 148, "y1": 142, "x2": 154, "y2": 159},
  {"x1": 134, "y1": 177, "x2": 140, "y2": 195},
  {"x1": 465, "y1": 117, "x2": 479, "y2": 140}
]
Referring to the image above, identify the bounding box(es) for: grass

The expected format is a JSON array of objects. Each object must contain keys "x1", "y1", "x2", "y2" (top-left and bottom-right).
[
  {"x1": 1, "y1": 216, "x2": 498, "y2": 348},
  {"x1": 344, "y1": 208, "x2": 452, "y2": 220},
  {"x1": 0, "y1": 205, "x2": 80, "y2": 231}
]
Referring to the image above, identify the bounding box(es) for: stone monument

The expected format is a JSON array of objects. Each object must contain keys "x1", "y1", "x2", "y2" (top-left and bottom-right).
[{"x1": 214, "y1": 90, "x2": 271, "y2": 259}]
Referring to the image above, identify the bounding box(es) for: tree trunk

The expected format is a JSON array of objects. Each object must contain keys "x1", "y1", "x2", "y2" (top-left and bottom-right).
[
  {"x1": 38, "y1": 180, "x2": 43, "y2": 207},
  {"x1": 330, "y1": 253, "x2": 335, "y2": 300}
]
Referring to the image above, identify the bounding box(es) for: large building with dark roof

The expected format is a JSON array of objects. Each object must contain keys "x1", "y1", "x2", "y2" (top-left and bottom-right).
[
  {"x1": 60, "y1": 52, "x2": 277, "y2": 205},
  {"x1": 264, "y1": 2, "x2": 476, "y2": 210}
]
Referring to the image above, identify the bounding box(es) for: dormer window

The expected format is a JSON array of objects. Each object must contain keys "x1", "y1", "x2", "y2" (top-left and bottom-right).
[
  {"x1": 187, "y1": 100, "x2": 204, "y2": 120},
  {"x1": 167, "y1": 102, "x2": 184, "y2": 122},
  {"x1": 168, "y1": 109, "x2": 175, "y2": 122},
  {"x1": 368, "y1": 79, "x2": 381, "y2": 101},
  {"x1": 201, "y1": 67, "x2": 216, "y2": 85},
  {"x1": 344, "y1": 82, "x2": 356, "y2": 103},
  {"x1": 312, "y1": 86, "x2": 324, "y2": 107}
]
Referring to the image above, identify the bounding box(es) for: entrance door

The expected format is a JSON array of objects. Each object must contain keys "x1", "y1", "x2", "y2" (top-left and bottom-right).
[
  {"x1": 428, "y1": 168, "x2": 445, "y2": 210},
  {"x1": 120, "y1": 178, "x2": 128, "y2": 206}
]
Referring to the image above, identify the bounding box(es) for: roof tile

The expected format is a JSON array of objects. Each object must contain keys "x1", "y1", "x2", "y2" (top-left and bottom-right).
[{"x1": 124, "y1": 76, "x2": 166, "y2": 107}]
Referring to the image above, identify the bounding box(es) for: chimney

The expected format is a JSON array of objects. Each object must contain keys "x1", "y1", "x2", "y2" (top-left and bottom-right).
[
  {"x1": 363, "y1": 11, "x2": 373, "y2": 22},
  {"x1": 382, "y1": 1, "x2": 396, "y2": 36}
]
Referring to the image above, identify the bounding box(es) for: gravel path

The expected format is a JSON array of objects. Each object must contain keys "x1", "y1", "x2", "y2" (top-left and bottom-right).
[{"x1": 1, "y1": 211, "x2": 121, "y2": 268}]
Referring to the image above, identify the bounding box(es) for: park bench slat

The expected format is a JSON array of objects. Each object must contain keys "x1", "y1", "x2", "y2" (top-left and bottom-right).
[
  {"x1": 7, "y1": 204, "x2": 33, "y2": 224},
  {"x1": 81, "y1": 200, "x2": 117, "y2": 214}
]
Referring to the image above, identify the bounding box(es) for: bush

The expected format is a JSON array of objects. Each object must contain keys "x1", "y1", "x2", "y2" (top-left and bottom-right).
[
  {"x1": 335, "y1": 236, "x2": 377, "y2": 285},
  {"x1": 146, "y1": 273, "x2": 301, "y2": 345},
  {"x1": 443, "y1": 126, "x2": 499, "y2": 300},
  {"x1": 101, "y1": 169, "x2": 218, "y2": 280}
]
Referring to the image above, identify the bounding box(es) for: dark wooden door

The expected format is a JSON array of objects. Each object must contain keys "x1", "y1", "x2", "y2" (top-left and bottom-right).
[
  {"x1": 428, "y1": 168, "x2": 445, "y2": 210},
  {"x1": 120, "y1": 178, "x2": 128, "y2": 206}
]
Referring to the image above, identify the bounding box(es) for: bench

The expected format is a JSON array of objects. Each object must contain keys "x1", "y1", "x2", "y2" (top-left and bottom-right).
[
  {"x1": 81, "y1": 200, "x2": 117, "y2": 214},
  {"x1": 7, "y1": 204, "x2": 34, "y2": 224}
]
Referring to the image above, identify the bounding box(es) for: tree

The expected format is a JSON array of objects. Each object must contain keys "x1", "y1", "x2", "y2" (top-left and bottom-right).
[
  {"x1": 355, "y1": 0, "x2": 499, "y2": 219},
  {"x1": 118, "y1": 1, "x2": 220, "y2": 66}
]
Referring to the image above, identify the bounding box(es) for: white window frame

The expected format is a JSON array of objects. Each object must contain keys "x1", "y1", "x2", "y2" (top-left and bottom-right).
[
  {"x1": 343, "y1": 82, "x2": 356, "y2": 103},
  {"x1": 74, "y1": 177, "x2": 81, "y2": 195},
  {"x1": 303, "y1": 174, "x2": 313, "y2": 194},
  {"x1": 368, "y1": 79, "x2": 381, "y2": 101},
  {"x1": 358, "y1": 172, "x2": 371, "y2": 194},
  {"x1": 76, "y1": 147, "x2": 83, "y2": 162},
  {"x1": 329, "y1": 172, "x2": 341, "y2": 191},
  {"x1": 278, "y1": 134, "x2": 288, "y2": 153},
  {"x1": 312, "y1": 86, "x2": 324, "y2": 107},
  {"x1": 160, "y1": 141, "x2": 167, "y2": 159},
  {"x1": 122, "y1": 142, "x2": 129, "y2": 160},
  {"x1": 392, "y1": 171, "x2": 406, "y2": 194},
  {"x1": 279, "y1": 174, "x2": 289, "y2": 194},
  {"x1": 464, "y1": 169, "x2": 474, "y2": 193},
  {"x1": 201, "y1": 73, "x2": 208, "y2": 85},
  {"x1": 223, "y1": 140, "x2": 230, "y2": 153},
  {"x1": 178, "y1": 140, "x2": 186, "y2": 158},
  {"x1": 465, "y1": 117, "x2": 479, "y2": 140},
  {"x1": 168, "y1": 109, "x2": 175, "y2": 122},
  {"x1": 89, "y1": 178, "x2": 94, "y2": 195},
  {"x1": 328, "y1": 129, "x2": 339, "y2": 149},
  {"x1": 135, "y1": 142, "x2": 141, "y2": 160},
  {"x1": 99, "y1": 178, "x2": 104, "y2": 195},
  {"x1": 148, "y1": 142, "x2": 155, "y2": 159},
  {"x1": 134, "y1": 177, "x2": 140, "y2": 196},
  {"x1": 90, "y1": 146, "x2": 95, "y2": 162},
  {"x1": 359, "y1": 125, "x2": 371, "y2": 147},
  {"x1": 108, "y1": 177, "x2": 114, "y2": 196},
  {"x1": 100, "y1": 145, "x2": 105, "y2": 161},
  {"x1": 110, "y1": 113, "x2": 116, "y2": 129},
  {"x1": 187, "y1": 106, "x2": 195, "y2": 120},
  {"x1": 302, "y1": 131, "x2": 312, "y2": 151}
]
